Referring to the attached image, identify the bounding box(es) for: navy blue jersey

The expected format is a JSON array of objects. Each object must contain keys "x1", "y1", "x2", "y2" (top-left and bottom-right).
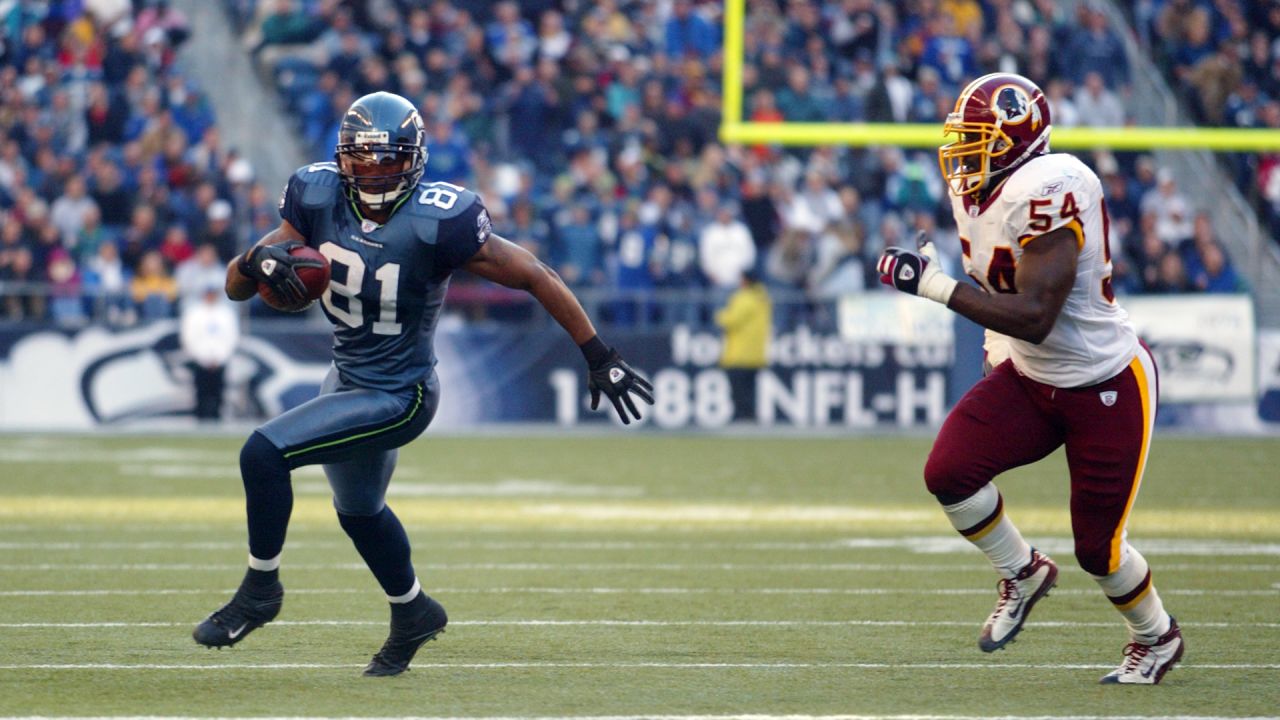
[{"x1": 279, "y1": 162, "x2": 491, "y2": 390}]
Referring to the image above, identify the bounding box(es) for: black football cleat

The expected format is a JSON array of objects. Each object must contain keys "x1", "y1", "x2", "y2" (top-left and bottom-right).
[
  {"x1": 363, "y1": 593, "x2": 448, "y2": 677},
  {"x1": 192, "y1": 580, "x2": 284, "y2": 648}
]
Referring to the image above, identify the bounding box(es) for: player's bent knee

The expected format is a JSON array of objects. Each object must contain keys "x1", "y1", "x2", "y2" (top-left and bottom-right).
[
  {"x1": 336, "y1": 505, "x2": 386, "y2": 537},
  {"x1": 333, "y1": 495, "x2": 385, "y2": 518},
  {"x1": 240, "y1": 431, "x2": 289, "y2": 486},
  {"x1": 923, "y1": 449, "x2": 980, "y2": 499}
]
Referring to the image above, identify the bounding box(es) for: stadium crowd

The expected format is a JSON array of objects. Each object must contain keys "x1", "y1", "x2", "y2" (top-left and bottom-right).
[
  {"x1": 1128, "y1": 0, "x2": 1280, "y2": 246},
  {"x1": 0, "y1": 0, "x2": 1252, "y2": 327},
  {"x1": 0, "y1": 0, "x2": 279, "y2": 325}
]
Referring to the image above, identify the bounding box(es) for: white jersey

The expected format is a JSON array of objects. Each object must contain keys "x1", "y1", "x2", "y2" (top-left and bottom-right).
[{"x1": 950, "y1": 153, "x2": 1138, "y2": 387}]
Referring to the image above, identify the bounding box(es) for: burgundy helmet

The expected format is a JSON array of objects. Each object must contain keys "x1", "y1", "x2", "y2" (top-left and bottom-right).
[{"x1": 938, "y1": 73, "x2": 1051, "y2": 197}]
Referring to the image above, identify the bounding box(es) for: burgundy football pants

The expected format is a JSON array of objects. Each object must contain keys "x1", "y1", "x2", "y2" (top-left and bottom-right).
[{"x1": 924, "y1": 346, "x2": 1159, "y2": 576}]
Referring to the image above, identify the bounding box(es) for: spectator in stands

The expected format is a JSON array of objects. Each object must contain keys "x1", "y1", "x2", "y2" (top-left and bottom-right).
[
  {"x1": 83, "y1": 240, "x2": 131, "y2": 324},
  {"x1": 180, "y1": 285, "x2": 239, "y2": 423},
  {"x1": 425, "y1": 119, "x2": 472, "y2": 186},
  {"x1": 47, "y1": 246, "x2": 85, "y2": 325},
  {"x1": 1149, "y1": 250, "x2": 1193, "y2": 294},
  {"x1": 1182, "y1": 214, "x2": 1243, "y2": 293},
  {"x1": 784, "y1": 170, "x2": 843, "y2": 236},
  {"x1": 89, "y1": 161, "x2": 132, "y2": 228},
  {"x1": 715, "y1": 269, "x2": 771, "y2": 421},
  {"x1": 0, "y1": 245, "x2": 42, "y2": 321},
  {"x1": 552, "y1": 203, "x2": 603, "y2": 287},
  {"x1": 920, "y1": 12, "x2": 978, "y2": 89},
  {"x1": 500, "y1": 62, "x2": 563, "y2": 171},
  {"x1": 536, "y1": 9, "x2": 572, "y2": 63},
  {"x1": 196, "y1": 199, "x2": 239, "y2": 264},
  {"x1": 1065, "y1": 3, "x2": 1129, "y2": 88},
  {"x1": 135, "y1": 0, "x2": 191, "y2": 48},
  {"x1": 120, "y1": 204, "x2": 162, "y2": 271},
  {"x1": 699, "y1": 201, "x2": 756, "y2": 294},
  {"x1": 177, "y1": 243, "x2": 229, "y2": 309},
  {"x1": 50, "y1": 176, "x2": 98, "y2": 245},
  {"x1": 1186, "y1": 41, "x2": 1243, "y2": 126},
  {"x1": 1073, "y1": 71, "x2": 1126, "y2": 128},
  {"x1": 666, "y1": 0, "x2": 718, "y2": 60},
  {"x1": 159, "y1": 224, "x2": 194, "y2": 269},
  {"x1": 84, "y1": 81, "x2": 128, "y2": 145},
  {"x1": 505, "y1": 199, "x2": 550, "y2": 257},
  {"x1": 487, "y1": 0, "x2": 537, "y2": 70},
  {"x1": 73, "y1": 205, "x2": 112, "y2": 266},
  {"x1": 776, "y1": 65, "x2": 825, "y2": 122},
  {"x1": 129, "y1": 249, "x2": 177, "y2": 320},
  {"x1": 1141, "y1": 168, "x2": 1195, "y2": 247},
  {"x1": 609, "y1": 201, "x2": 659, "y2": 326},
  {"x1": 251, "y1": 0, "x2": 323, "y2": 70},
  {"x1": 810, "y1": 221, "x2": 868, "y2": 299}
]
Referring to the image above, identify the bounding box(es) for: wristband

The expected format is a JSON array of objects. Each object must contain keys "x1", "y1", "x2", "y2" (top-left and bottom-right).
[
  {"x1": 920, "y1": 272, "x2": 959, "y2": 305},
  {"x1": 579, "y1": 335, "x2": 611, "y2": 367}
]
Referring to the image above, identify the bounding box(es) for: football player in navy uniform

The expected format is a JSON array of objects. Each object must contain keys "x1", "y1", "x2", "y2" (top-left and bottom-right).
[{"x1": 192, "y1": 92, "x2": 653, "y2": 676}]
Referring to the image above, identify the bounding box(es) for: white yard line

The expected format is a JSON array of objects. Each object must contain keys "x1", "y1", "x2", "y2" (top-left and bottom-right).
[
  {"x1": 0, "y1": 662, "x2": 1276, "y2": 671},
  {"x1": 2, "y1": 561, "x2": 1278, "y2": 572},
  {"x1": 1, "y1": 619, "x2": 1277, "y2": 629},
  {"x1": 2, "y1": 534, "x2": 1279, "y2": 556},
  {"x1": 2, "y1": 716, "x2": 1276, "y2": 720},
  {"x1": 1, "y1": 587, "x2": 1276, "y2": 597}
]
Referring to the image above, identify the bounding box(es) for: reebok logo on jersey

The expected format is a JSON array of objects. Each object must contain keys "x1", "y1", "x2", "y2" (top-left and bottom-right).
[
  {"x1": 1040, "y1": 181, "x2": 1064, "y2": 196},
  {"x1": 1099, "y1": 391, "x2": 1118, "y2": 406}
]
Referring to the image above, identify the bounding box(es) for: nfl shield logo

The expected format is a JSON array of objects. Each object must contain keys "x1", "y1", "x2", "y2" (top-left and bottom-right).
[
  {"x1": 361, "y1": 219, "x2": 378, "y2": 234},
  {"x1": 1099, "y1": 391, "x2": 1118, "y2": 407}
]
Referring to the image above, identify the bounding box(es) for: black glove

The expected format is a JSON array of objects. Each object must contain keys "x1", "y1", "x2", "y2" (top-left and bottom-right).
[
  {"x1": 875, "y1": 232, "x2": 958, "y2": 304},
  {"x1": 238, "y1": 240, "x2": 324, "y2": 307},
  {"x1": 581, "y1": 336, "x2": 654, "y2": 425}
]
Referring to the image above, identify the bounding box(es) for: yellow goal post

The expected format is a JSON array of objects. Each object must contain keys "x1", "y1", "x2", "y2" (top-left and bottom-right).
[{"x1": 718, "y1": 0, "x2": 1280, "y2": 152}]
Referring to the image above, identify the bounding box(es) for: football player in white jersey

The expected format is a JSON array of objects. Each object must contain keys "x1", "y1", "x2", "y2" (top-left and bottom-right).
[{"x1": 876, "y1": 73, "x2": 1183, "y2": 684}]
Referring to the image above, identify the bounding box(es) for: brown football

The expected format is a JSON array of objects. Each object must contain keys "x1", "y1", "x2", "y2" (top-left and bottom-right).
[{"x1": 257, "y1": 244, "x2": 330, "y2": 312}]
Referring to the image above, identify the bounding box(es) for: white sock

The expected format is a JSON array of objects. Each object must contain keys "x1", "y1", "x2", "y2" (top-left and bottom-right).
[
  {"x1": 1092, "y1": 542, "x2": 1170, "y2": 641},
  {"x1": 388, "y1": 577, "x2": 422, "y2": 604},
  {"x1": 248, "y1": 553, "x2": 281, "y2": 571},
  {"x1": 941, "y1": 484, "x2": 1032, "y2": 579}
]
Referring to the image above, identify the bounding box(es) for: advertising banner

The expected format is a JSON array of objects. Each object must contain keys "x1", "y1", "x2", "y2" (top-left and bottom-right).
[
  {"x1": 1124, "y1": 295, "x2": 1256, "y2": 402},
  {"x1": 0, "y1": 294, "x2": 1271, "y2": 430},
  {"x1": 0, "y1": 321, "x2": 953, "y2": 430}
]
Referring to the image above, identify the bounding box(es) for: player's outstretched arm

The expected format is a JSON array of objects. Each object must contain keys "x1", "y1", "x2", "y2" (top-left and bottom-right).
[
  {"x1": 225, "y1": 220, "x2": 316, "y2": 304},
  {"x1": 464, "y1": 233, "x2": 654, "y2": 423}
]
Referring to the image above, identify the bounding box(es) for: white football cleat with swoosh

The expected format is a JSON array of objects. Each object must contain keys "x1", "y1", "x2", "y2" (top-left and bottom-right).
[
  {"x1": 1100, "y1": 617, "x2": 1185, "y2": 685},
  {"x1": 978, "y1": 549, "x2": 1058, "y2": 652}
]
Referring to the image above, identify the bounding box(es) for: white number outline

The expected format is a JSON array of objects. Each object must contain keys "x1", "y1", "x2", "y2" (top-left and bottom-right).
[
  {"x1": 417, "y1": 182, "x2": 465, "y2": 210},
  {"x1": 318, "y1": 242, "x2": 402, "y2": 335}
]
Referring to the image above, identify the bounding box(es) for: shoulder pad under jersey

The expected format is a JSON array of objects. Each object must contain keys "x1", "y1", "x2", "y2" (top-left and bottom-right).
[
  {"x1": 291, "y1": 162, "x2": 343, "y2": 210},
  {"x1": 401, "y1": 181, "x2": 481, "y2": 221}
]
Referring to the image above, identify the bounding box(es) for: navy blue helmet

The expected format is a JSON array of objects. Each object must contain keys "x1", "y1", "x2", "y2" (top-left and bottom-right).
[{"x1": 334, "y1": 92, "x2": 427, "y2": 211}]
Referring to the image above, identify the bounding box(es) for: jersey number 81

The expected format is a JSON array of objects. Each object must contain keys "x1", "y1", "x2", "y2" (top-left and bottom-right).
[{"x1": 318, "y1": 242, "x2": 402, "y2": 335}]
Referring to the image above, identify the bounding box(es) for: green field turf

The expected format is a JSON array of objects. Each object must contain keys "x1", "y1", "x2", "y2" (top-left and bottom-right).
[{"x1": 0, "y1": 433, "x2": 1277, "y2": 718}]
